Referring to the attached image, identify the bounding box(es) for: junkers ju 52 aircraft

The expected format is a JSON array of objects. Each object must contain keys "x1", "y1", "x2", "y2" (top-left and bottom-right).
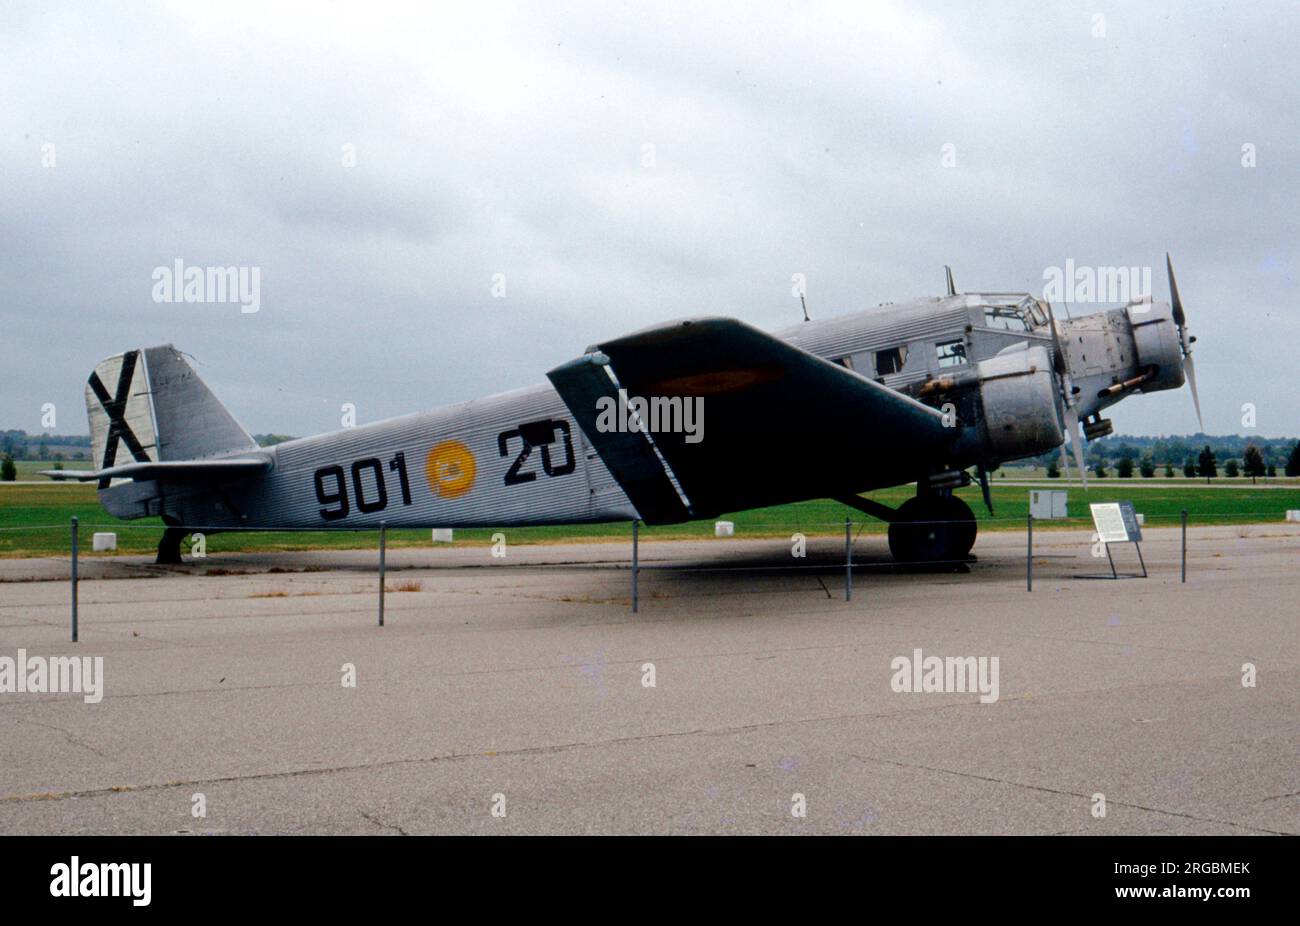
[{"x1": 48, "y1": 257, "x2": 1201, "y2": 565}]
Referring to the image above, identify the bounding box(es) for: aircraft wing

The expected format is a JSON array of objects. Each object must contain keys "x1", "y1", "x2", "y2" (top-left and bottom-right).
[
  {"x1": 39, "y1": 455, "x2": 272, "y2": 484},
  {"x1": 547, "y1": 317, "x2": 957, "y2": 523}
]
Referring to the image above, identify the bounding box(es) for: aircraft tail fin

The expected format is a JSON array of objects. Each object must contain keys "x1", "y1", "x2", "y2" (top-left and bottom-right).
[{"x1": 84, "y1": 346, "x2": 258, "y2": 481}]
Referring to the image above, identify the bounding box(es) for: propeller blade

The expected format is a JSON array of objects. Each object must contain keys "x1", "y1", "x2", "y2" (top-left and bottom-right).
[
  {"x1": 1065, "y1": 406, "x2": 1088, "y2": 490},
  {"x1": 1183, "y1": 350, "x2": 1204, "y2": 433},
  {"x1": 1167, "y1": 253, "x2": 1202, "y2": 430},
  {"x1": 944, "y1": 265, "x2": 957, "y2": 296},
  {"x1": 1166, "y1": 252, "x2": 1185, "y2": 328},
  {"x1": 1045, "y1": 301, "x2": 1069, "y2": 376}
]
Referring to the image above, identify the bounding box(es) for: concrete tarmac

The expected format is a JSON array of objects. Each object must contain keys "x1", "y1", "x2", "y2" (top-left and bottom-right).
[{"x1": 0, "y1": 524, "x2": 1296, "y2": 835}]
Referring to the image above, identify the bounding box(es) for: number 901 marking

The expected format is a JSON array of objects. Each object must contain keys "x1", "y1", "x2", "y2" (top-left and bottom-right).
[{"x1": 314, "y1": 452, "x2": 412, "y2": 521}]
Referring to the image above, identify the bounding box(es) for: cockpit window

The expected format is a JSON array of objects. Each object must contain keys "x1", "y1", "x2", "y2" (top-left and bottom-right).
[
  {"x1": 1022, "y1": 298, "x2": 1049, "y2": 327},
  {"x1": 875, "y1": 346, "x2": 907, "y2": 376},
  {"x1": 936, "y1": 339, "x2": 967, "y2": 368},
  {"x1": 984, "y1": 305, "x2": 1031, "y2": 331}
]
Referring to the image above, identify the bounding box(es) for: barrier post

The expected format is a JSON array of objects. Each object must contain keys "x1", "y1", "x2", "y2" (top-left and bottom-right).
[
  {"x1": 631, "y1": 520, "x2": 639, "y2": 613},
  {"x1": 1180, "y1": 509, "x2": 1187, "y2": 583},
  {"x1": 378, "y1": 522, "x2": 386, "y2": 627},
  {"x1": 844, "y1": 517, "x2": 852, "y2": 601},
  {"x1": 1026, "y1": 514, "x2": 1033, "y2": 592},
  {"x1": 70, "y1": 517, "x2": 79, "y2": 642}
]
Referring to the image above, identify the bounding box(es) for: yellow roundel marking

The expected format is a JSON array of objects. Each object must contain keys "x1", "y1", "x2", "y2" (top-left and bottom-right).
[{"x1": 424, "y1": 439, "x2": 476, "y2": 499}]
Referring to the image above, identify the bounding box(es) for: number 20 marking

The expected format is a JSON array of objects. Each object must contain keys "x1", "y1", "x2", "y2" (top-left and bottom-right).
[{"x1": 498, "y1": 419, "x2": 576, "y2": 486}]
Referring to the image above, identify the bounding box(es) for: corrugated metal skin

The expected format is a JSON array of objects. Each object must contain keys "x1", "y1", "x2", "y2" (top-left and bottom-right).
[
  {"x1": 778, "y1": 296, "x2": 972, "y2": 361},
  {"x1": 164, "y1": 383, "x2": 638, "y2": 530},
  {"x1": 778, "y1": 297, "x2": 974, "y2": 390}
]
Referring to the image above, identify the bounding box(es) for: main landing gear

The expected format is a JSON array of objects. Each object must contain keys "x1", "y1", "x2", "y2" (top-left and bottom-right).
[
  {"x1": 835, "y1": 490, "x2": 978, "y2": 565},
  {"x1": 886, "y1": 494, "x2": 977, "y2": 564}
]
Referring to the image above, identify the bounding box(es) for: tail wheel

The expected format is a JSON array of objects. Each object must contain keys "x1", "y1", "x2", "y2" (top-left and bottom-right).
[{"x1": 887, "y1": 495, "x2": 977, "y2": 563}]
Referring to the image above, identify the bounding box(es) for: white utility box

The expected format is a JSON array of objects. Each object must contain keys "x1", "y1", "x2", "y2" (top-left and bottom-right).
[{"x1": 1029, "y1": 490, "x2": 1068, "y2": 520}]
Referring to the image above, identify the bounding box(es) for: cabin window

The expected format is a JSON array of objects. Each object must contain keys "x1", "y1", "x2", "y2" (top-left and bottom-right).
[
  {"x1": 874, "y1": 346, "x2": 907, "y2": 376},
  {"x1": 936, "y1": 339, "x2": 967, "y2": 368}
]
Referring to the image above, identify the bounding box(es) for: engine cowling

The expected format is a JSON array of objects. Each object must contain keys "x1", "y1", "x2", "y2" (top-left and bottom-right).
[
  {"x1": 1125, "y1": 300, "x2": 1186, "y2": 394},
  {"x1": 976, "y1": 344, "x2": 1063, "y2": 461}
]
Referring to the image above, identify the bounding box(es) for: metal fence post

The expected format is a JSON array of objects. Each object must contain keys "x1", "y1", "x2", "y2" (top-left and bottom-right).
[
  {"x1": 70, "y1": 517, "x2": 79, "y2": 643},
  {"x1": 1026, "y1": 513, "x2": 1033, "y2": 592},
  {"x1": 378, "y1": 521, "x2": 386, "y2": 627},
  {"x1": 631, "y1": 520, "x2": 639, "y2": 613},
  {"x1": 844, "y1": 517, "x2": 852, "y2": 601},
  {"x1": 1180, "y1": 509, "x2": 1187, "y2": 584}
]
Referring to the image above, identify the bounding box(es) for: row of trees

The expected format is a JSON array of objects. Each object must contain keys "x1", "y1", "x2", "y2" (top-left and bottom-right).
[
  {"x1": 1046, "y1": 443, "x2": 1300, "y2": 481},
  {"x1": 0, "y1": 431, "x2": 90, "y2": 461},
  {"x1": 1032, "y1": 435, "x2": 1299, "y2": 470}
]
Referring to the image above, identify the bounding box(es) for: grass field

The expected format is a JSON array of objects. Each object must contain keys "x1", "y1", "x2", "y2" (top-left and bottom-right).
[{"x1": 4, "y1": 473, "x2": 1300, "y2": 558}]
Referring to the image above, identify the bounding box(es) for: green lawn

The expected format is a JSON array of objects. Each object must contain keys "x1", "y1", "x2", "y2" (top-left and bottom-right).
[{"x1": 3, "y1": 475, "x2": 1299, "y2": 558}]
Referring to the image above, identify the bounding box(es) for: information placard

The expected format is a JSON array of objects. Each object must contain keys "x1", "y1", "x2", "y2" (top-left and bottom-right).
[{"x1": 1090, "y1": 502, "x2": 1131, "y2": 543}]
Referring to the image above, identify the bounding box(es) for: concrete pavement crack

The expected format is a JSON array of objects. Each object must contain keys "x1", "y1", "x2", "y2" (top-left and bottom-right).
[
  {"x1": 845, "y1": 752, "x2": 1294, "y2": 835},
  {"x1": 17, "y1": 718, "x2": 110, "y2": 759},
  {"x1": 358, "y1": 809, "x2": 408, "y2": 835}
]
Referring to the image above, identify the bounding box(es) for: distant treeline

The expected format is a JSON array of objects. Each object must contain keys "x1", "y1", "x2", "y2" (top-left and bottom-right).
[
  {"x1": 1, "y1": 430, "x2": 91, "y2": 461},
  {"x1": 0, "y1": 430, "x2": 296, "y2": 461},
  {"x1": 1023, "y1": 434, "x2": 1300, "y2": 472}
]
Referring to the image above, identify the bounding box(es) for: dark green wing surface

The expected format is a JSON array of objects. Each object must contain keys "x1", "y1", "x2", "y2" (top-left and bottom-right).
[{"x1": 548, "y1": 317, "x2": 956, "y2": 523}]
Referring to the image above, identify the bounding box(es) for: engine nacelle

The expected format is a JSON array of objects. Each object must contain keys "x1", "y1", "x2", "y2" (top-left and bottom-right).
[
  {"x1": 1126, "y1": 300, "x2": 1186, "y2": 394},
  {"x1": 976, "y1": 344, "x2": 1063, "y2": 461}
]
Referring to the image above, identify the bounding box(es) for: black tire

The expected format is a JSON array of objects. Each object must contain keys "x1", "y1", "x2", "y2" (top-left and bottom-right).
[{"x1": 887, "y1": 495, "x2": 977, "y2": 563}]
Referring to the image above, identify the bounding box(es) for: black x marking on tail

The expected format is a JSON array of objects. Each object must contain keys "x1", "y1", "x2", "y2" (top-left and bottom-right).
[{"x1": 88, "y1": 350, "x2": 151, "y2": 486}]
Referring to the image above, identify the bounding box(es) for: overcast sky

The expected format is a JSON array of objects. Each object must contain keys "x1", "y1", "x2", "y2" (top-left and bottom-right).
[{"x1": 3, "y1": 1, "x2": 1296, "y2": 440}]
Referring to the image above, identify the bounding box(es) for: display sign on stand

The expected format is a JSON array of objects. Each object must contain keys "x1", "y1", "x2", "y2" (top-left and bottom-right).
[{"x1": 1085, "y1": 501, "x2": 1148, "y2": 579}]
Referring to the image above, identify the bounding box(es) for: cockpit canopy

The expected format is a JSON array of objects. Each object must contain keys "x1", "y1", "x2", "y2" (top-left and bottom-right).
[{"x1": 980, "y1": 295, "x2": 1048, "y2": 332}]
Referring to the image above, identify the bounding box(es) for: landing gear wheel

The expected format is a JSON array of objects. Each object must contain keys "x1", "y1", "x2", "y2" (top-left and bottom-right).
[{"x1": 887, "y1": 495, "x2": 977, "y2": 564}]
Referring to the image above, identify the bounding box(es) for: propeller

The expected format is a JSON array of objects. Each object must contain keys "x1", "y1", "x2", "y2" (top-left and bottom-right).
[
  {"x1": 1166, "y1": 253, "x2": 1203, "y2": 433},
  {"x1": 945, "y1": 265, "x2": 957, "y2": 296},
  {"x1": 1045, "y1": 301, "x2": 1088, "y2": 489}
]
